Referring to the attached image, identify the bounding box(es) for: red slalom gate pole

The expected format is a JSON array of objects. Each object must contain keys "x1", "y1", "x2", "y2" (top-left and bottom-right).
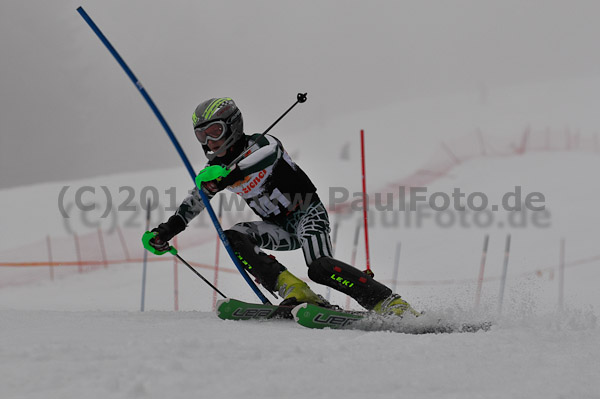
[{"x1": 360, "y1": 130, "x2": 372, "y2": 274}]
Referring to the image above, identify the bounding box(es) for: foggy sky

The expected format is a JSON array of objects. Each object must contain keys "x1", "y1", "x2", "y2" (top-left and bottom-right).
[{"x1": 2, "y1": 0, "x2": 600, "y2": 189}]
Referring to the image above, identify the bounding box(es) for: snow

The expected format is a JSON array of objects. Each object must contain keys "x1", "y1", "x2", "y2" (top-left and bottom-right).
[
  {"x1": 1, "y1": 308, "x2": 598, "y2": 399},
  {"x1": 3, "y1": 3, "x2": 600, "y2": 396},
  {"x1": 2, "y1": 149, "x2": 599, "y2": 398}
]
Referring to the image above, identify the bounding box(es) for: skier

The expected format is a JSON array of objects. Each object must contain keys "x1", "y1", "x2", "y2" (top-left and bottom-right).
[{"x1": 142, "y1": 97, "x2": 418, "y2": 316}]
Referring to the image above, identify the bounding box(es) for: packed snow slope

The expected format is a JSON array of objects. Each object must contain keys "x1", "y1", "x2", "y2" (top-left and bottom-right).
[
  {"x1": 1, "y1": 149, "x2": 599, "y2": 399},
  {"x1": 2, "y1": 64, "x2": 600, "y2": 399},
  {"x1": 3, "y1": 2, "x2": 600, "y2": 397},
  {"x1": 2, "y1": 308, "x2": 598, "y2": 399}
]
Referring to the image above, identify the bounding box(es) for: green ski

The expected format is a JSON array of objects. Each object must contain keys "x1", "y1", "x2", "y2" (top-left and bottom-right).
[
  {"x1": 291, "y1": 303, "x2": 365, "y2": 329},
  {"x1": 292, "y1": 303, "x2": 492, "y2": 334},
  {"x1": 216, "y1": 298, "x2": 294, "y2": 320},
  {"x1": 217, "y1": 299, "x2": 492, "y2": 333}
]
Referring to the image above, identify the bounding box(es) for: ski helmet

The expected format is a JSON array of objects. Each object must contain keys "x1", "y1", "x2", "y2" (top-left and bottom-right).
[{"x1": 192, "y1": 97, "x2": 244, "y2": 161}]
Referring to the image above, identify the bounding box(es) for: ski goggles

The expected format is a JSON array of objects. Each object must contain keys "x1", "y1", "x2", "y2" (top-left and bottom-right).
[{"x1": 194, "y1": 121, "x2": 228, "y2": 145}]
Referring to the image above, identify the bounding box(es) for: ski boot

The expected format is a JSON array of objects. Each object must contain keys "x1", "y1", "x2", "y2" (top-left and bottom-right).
[
  {"x1": 373, "y1": 294, "x2": 420, "y2": 317},
  {"x1": 276, "y1": 270, "x2": 329, "y2": 307}
]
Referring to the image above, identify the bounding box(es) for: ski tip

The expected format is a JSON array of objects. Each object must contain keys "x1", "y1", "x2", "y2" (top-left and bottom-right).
[
  {"x1": 216, "y1": 298, "x2": 231, "y2": 307},
  {"x1": 215, "y1": 298, "x2": 231, "y2": 318},
  {"x1": 290, "y1": 302, "x2": 308, "y2": 322}
]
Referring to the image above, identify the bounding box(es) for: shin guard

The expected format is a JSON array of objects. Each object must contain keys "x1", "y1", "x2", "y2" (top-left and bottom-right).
[
  {"x1": 308, "y1": 257, "x2": 391, "y2": 309},
  {"x1": 224, "y1": 229, "x2": 285, "y2": 292}
]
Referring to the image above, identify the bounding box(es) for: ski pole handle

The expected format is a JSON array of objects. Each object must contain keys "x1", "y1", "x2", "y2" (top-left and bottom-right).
[
  {"x1": 142, "y1": 231, "x2": 178, "y2": 256},
  {"x1": 226, "y1": 92, "x2": 308, "y2": 169}
]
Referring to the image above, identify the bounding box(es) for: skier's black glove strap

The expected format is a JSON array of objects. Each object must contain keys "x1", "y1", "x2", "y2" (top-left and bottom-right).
[
  {"x1": 152, "y1": 214, "x2": 187, "y2": 242},
  {"x1": 148, "y1": 236, "x2": 170, "y2": 252},
  {"x1": 215, "y1": 166, "x2": 244, "y2": 190}
]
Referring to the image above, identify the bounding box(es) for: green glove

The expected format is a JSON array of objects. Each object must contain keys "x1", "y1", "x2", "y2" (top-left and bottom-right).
[
  {"x1": 195, "y1": 165, "x2": 232, "y2": 188},
  {"x1": 141, "y1": 231, "x2": 178, "y2": 255}
]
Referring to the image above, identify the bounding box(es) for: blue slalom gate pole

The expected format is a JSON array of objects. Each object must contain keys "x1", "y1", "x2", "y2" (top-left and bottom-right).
[
  {"x1": 77, "y1": 6, "x2": 269, "y2": 304},
  {"x1": 497, "y1": 234, "x2": 511, "y2": 314}
]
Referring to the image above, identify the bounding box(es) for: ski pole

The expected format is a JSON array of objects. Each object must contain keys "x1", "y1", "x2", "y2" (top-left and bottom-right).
[
  {"x1": 77, "y1": 6, "x2": 269, "y2": 304},
  {"x1": 174, "y1": 252, "x2": 227, "y2": 299},
  {"x1": 225, "y1": 93, "x2": 307, "y2": 168}
]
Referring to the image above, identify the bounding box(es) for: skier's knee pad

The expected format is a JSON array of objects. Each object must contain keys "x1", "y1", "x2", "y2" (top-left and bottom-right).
[
  {"x1": 224, "y1": 229, "x2": 285, "y2": 292},
  {"x1": 224, "y1": 229, "x2": 255, "y2": 252},
  {"x1": 308, "y1": 257, "x2": 391, "y2": 309}
]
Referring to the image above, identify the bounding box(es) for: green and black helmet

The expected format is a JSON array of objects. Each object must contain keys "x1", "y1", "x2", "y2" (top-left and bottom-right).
[{"x1": 192, "y1": 97, "x2": 244, "y2": 160}]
